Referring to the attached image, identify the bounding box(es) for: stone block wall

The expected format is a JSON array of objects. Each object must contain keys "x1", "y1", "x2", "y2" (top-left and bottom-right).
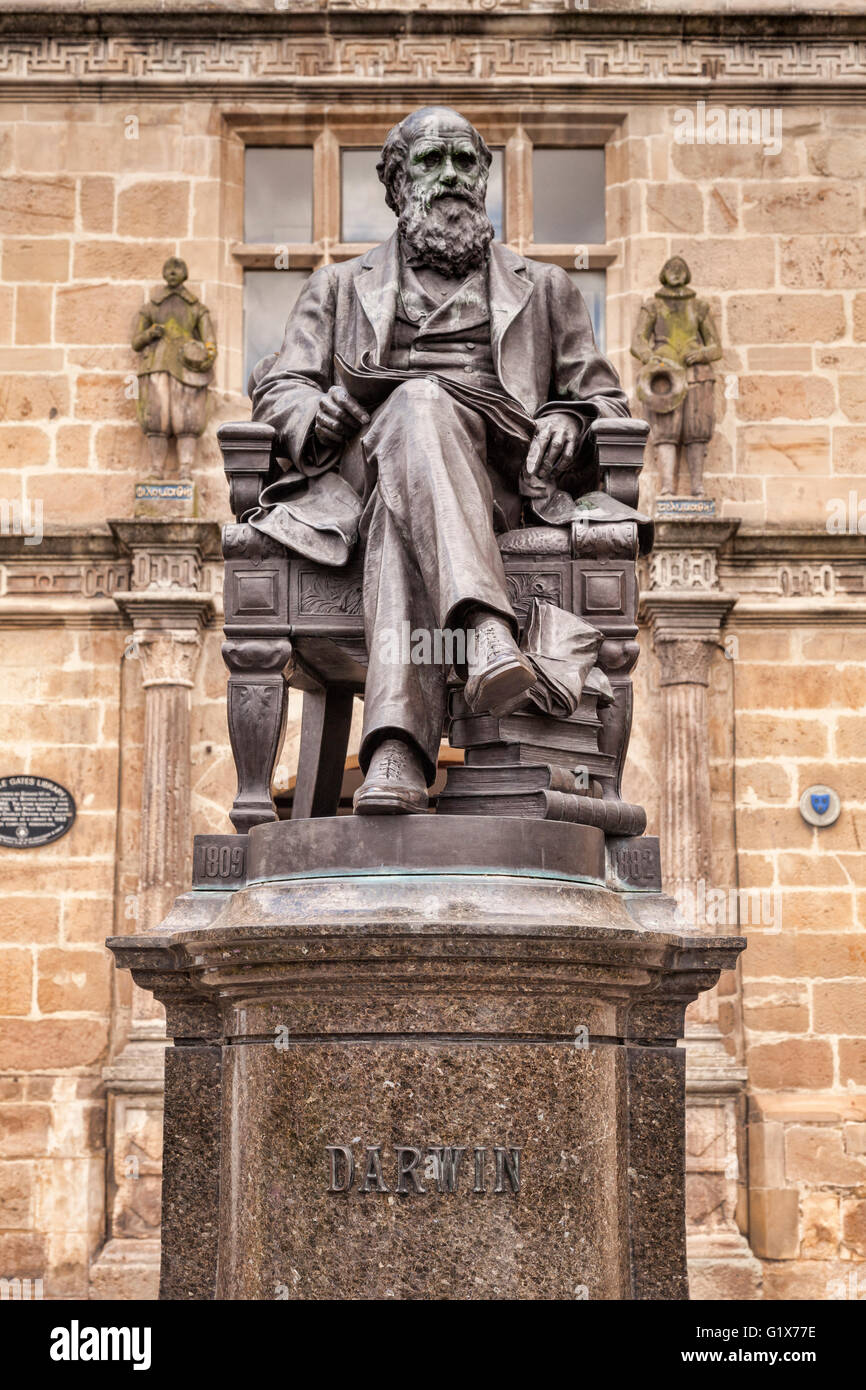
[{"x1": 607, "y1": 102, "x2": 866, "y2": 527}]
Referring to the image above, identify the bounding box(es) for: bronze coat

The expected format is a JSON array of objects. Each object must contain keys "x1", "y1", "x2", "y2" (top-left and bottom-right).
[{"x1": 252, "y1": 233, "x2": 629, "y2": 471}]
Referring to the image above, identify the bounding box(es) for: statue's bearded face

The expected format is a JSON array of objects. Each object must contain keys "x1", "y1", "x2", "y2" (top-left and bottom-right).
[{"x1": 397, "y1": 126, "x2": 494, "y2": 277}]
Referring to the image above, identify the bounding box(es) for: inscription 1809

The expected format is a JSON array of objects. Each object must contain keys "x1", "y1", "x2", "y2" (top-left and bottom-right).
[{"x1": 326, "y1": 1144, "x2": 521, "y2": 1195}]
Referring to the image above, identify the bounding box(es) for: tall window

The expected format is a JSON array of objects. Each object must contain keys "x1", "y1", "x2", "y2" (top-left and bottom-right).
[
  {"x1": 533, "y1": 149, "x2": 606, "y2": 349},
  {"x1": 237, "y1": 123, "x2": 610, "y2": 391}
]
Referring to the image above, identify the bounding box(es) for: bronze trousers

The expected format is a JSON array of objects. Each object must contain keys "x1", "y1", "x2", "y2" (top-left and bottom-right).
[{"x1": 353, "y1": 379, "x2": 517, "y2": 781}]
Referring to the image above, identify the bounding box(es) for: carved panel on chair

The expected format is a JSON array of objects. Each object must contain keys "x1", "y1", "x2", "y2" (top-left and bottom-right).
[
  {"x1": 225, "y1": 561, "x2": 287, "y2": 627},
  {"x1": 504, "y1": 569, "x2": 564, "y2": 619},
  {"x1": 298, "y1": 569, "x2": 364, "y2": 617},
  {"x1": 575, "y1": 565, "x2": 630, "y2": 617}
]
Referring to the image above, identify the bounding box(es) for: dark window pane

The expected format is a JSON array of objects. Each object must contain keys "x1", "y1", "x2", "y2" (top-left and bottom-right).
[
  {"x1": 341, "y1": 146, "x2": 504, "y2": 242},
  {"x1": 568, "y1": 269, "x2": 606, "y2": 353},
  {"x1": 244, "y1": 148, "x2": 313, "y2": 243},
  {"x1": 341, "y1": 149, "x2": 396, "y2": 243},
  {"x1": 533, "y1": 149, "x2": 605, "y2": 245},
  {"x1": 243, "y1": 269, "x2": 309, "y2": 394}
]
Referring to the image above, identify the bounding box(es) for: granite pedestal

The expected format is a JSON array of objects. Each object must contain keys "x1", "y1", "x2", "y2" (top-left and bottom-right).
[{"x1": 107, "y1": 817, "x2": 744, "y2": 1301}]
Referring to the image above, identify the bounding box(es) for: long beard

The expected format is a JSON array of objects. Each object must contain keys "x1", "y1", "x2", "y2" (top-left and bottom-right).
[{"x1": 398, "y1": 187, "x2": 494, "y2": 278}]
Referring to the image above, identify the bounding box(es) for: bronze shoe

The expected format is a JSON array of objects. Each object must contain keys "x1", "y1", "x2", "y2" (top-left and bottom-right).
[
  {"x1": 464, "y1": 614, "x2": 537, "y2": 717},
  {"x1": 353, "y1": 737, "x2": 429, "y2": 815}
]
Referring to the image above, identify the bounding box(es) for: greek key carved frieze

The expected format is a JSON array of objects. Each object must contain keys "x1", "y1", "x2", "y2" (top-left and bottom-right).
[
  {"x1": 4, "y1": 562, "x2": 131, "y2": 598},
  {"x1": 3, "y1": 34, "x2": 866, "y2": 86},
  {"x1": 717, "y1": 555, "x2": 861, "y2": 603}
]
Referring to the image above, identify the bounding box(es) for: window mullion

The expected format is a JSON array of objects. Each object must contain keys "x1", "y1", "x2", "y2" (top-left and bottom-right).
[
  {"x1": 505, "y1": 126, "x2": 532, "y2": 251},
  {"x1": 313, "y1": 126, "x2": 340, "y2": 261}
]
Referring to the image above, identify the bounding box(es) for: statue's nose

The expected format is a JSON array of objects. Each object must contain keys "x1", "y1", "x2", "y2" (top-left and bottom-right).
[{"x1": 439, "y1": 156, "x2": 458, "y2": 184}]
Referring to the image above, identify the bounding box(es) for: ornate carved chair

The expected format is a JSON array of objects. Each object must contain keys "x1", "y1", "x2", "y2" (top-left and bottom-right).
[{"x1": 218, "y1": 415, "x2": 651, "y2": 835}]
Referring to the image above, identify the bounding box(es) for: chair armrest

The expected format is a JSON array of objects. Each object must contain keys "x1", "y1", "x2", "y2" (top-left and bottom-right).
[
  {"x1": 217, "y1": 421, "x2": 276, "y2": 521},
  {"x1": 591, "y1": 418, "x2": 649, "y2": 511}
]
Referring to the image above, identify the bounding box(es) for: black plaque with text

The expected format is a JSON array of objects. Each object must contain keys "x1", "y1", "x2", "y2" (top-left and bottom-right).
[{"x1": 0, "y1": 775, "x2": 76, "y2": 849}]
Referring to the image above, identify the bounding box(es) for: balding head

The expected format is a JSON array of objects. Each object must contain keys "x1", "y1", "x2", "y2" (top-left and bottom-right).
[
  {"x1": 377, "y1": 107, "x2": 492, "y2": 215},
  {"x1": 376, "y1": 106, "x2": 494, "y2": 277}
]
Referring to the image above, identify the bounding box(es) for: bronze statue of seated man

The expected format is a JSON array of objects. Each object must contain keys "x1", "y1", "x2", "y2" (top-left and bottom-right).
[{"x1": 250, "y1": 106, "x2": 634, "y2": 814}]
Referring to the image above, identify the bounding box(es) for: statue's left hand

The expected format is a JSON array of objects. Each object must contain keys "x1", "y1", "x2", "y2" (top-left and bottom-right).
[{"x1": 524, "y1": 412, "x2": 582, "y2": 484}]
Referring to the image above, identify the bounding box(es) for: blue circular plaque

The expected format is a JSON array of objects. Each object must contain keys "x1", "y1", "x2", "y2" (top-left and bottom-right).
[{"x1": 799, "y1": 784, "x2": 841, "y2": 829}]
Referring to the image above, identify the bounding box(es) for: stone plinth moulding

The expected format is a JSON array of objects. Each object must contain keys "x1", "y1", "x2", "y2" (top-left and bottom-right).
[
  {"x1": 89, "y1": 519, "x2": 219, "y2": 1300},
  {"x1": 641, "y1": 516, "x2": 762, "y2": 1299},
  {"x1": 108, "y1": 817, "x2": 744, "y2": 1301}
]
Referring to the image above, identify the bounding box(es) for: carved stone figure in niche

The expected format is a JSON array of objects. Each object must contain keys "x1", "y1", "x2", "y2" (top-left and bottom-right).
[
  {"x1": 250, "y1": 106, "x2": 642, "y2": 815},
  {"x1": 132, "y1": 257, "x2": 217, "y2": 476},
  {"x1": 630, "y1": 256, "x2": 721, "y2": 497}
]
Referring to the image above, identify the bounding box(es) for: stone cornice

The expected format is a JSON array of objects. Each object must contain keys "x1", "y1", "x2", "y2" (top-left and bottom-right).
[
  {"x1": 2, "y1": 9, "x2": 865, "y2": 43},
  {"x1": 640, "y1": 590, "x2": 737, "y2": 638},
  {"x1": 731, "y1": 529, "x2": 866, "y2": 561}
]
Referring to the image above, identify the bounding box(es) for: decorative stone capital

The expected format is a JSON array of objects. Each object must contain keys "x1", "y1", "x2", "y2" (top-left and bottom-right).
[
  {"x1": 136, "y1": 628, "x2": 203, "y2": 689},
  {"x1": 642, "y1": 588, "x2": 737, "y2": 657},
  {"x1": 653, "y1": 634, "x2": 716, "y2": 687}
]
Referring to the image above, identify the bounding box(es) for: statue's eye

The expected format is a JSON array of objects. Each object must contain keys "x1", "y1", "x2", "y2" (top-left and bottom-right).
[{"x1": 455, "y1": 151, "x2": 477, "y2": 170}]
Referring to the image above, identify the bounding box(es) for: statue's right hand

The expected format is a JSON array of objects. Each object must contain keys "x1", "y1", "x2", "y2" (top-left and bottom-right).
[
  {"x1": 314, "y1": 386, "x2": 370, "y2": 446},
  {"x1": 149, "y1": 324, "x2": 166, "y2": 341}
]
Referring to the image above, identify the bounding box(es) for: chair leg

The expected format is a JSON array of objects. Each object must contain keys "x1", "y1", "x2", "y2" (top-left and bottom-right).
[
  {"x1": 597, "y1": 640, "x2": 640, "y2": 800},
  {"x1": 222, "y1": 638, "x2": 293, "y2": 833},
  {"x1": 292, "y1": 687, "x2": 355, "y2": 819}
]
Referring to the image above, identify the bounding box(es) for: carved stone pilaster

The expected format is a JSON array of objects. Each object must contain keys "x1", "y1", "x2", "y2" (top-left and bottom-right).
[
  {"x1": 90, "y1": 520, "x2": 219, "y2": 1300},
  {"x1": 641, "y1": 521, "x2": 739, "y2": 899},
  {"x1": 641, "y1": 517, "x2": 761, "y2": 1299}
]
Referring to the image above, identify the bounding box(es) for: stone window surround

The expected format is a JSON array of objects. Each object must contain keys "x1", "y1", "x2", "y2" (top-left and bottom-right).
[{"x1": 226, "y1": 109, "x2": 620, "y2": 273}]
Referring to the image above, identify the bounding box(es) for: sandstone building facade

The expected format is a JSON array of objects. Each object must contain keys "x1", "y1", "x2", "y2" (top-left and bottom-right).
[{"x1": 0, "y1": 1, "x2": 864, "y2": 1300}]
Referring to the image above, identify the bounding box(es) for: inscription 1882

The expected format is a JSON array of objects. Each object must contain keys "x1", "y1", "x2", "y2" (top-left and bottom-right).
[{"x1": 326, "y1": 1144, "x2": 521, "y2": 1195}]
